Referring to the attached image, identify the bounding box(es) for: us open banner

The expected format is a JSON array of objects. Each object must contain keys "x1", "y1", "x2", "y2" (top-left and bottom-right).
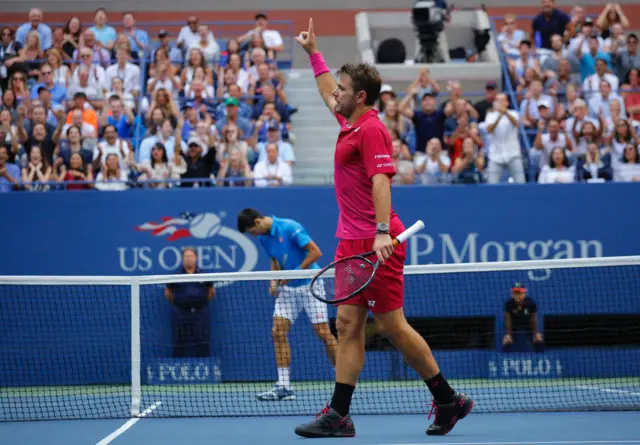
[{"x1": 1, "y1": 183, "x2": 638, "y2": 276}]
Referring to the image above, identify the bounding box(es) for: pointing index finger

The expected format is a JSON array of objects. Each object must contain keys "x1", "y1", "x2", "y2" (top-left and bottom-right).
[{"x1": 308, "y1": 18, "x2": 314, "y2": 34}]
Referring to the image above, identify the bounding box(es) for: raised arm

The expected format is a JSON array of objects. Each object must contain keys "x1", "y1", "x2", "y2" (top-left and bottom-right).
[{"x1": 295, "y1": 19, "x2": 337, "y2": 114}]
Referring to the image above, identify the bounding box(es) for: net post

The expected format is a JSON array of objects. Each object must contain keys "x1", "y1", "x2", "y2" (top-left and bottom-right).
[{"x1": 130, "y1": 279, "x2": 141, "y2": 417}]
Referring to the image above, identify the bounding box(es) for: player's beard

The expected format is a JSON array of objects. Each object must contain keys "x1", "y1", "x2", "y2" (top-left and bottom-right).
[{"x1": 335, "y1": 99, "x2": 357, "y2": 119}]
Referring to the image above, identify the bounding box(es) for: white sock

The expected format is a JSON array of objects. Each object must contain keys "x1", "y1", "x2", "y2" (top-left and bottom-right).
[{"x1": 277, "y1": 367, "x2": 291, "y2": 388}]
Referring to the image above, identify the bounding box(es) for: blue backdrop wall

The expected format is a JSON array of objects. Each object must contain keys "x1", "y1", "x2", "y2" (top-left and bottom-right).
[
  {"x1": 1, "y1": 183, "x2": 638, "y2": 276},
  {"x1": 1, "y1": 183, "x2": 639, "y2": 387}
]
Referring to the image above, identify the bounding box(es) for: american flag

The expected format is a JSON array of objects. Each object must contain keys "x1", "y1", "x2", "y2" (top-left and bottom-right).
[{"x1": 136, "y1": 212, "x2": 196, "y2": 241}]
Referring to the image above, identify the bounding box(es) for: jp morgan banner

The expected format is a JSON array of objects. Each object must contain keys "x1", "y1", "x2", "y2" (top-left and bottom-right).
[{"x1": 0, "y1": 183, "x2": 638, "y2": 277}]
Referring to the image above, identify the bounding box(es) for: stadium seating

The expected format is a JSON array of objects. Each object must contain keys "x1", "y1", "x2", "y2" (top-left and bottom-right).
[{"x1": 1, "y1": 3, "x2": 639, "y2": 192}]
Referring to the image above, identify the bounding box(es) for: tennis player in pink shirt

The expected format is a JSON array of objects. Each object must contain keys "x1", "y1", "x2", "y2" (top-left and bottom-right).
[{"x1": 293, "y1": 19, "x2": 474, "y2": 439}]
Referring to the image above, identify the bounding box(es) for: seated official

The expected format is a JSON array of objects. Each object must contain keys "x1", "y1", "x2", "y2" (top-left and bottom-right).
[
  {"x1": 502, "y1": 282, "x2": 544, "y2": 353},
  {"x1": 164, "y1": 247, "x2": 215, "y2": 358}
]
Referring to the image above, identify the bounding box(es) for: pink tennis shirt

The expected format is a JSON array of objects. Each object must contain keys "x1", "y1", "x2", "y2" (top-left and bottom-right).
[{"x1": 334, "y1": 109, "x2": 404, "y2": 240}]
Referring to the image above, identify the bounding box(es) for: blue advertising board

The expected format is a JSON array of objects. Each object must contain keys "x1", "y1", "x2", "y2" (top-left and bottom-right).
[
  {"x1": 1, "y1": 183, "x2": 639, "y2": 388},
  {"x1": 0, "y1": 183, "x2": 639, "y2": 276}
]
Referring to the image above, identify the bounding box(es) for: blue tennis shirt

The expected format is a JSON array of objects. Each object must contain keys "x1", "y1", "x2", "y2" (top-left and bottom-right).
[{"x1": 258, "y1": 216, "x2": 320, "y2": 287}]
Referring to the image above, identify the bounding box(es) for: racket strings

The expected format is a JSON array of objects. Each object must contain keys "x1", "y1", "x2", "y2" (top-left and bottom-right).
[{"x1": 331, "y1": 257, "x2": 376, "y2": 301}]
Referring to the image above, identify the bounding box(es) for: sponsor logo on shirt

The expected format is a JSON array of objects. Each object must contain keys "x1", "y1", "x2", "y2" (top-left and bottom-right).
[{"x1": 377, "y1": 162, "x2": 394, "y2": 168}]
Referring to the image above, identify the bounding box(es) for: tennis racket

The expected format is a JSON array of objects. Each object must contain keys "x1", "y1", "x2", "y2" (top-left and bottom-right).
[{"x1": 309, "y1": 220, "x2": 425, "y2": 304}]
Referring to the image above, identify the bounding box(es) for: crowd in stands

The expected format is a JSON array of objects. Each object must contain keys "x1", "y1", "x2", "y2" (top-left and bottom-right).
[
  {"x1": 0, "y1": 8, "x2": 297, "y2": 191},
  {"x1": 377, "y1": 1, "x2": 640, "y2": 185},
  {"x1": 2, "y1": 2, "x2": 640, "y2": 192}
]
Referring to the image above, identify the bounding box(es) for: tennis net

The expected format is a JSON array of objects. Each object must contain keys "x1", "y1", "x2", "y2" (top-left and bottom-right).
[{"x1": 1, "y1": 256, "x2": 640, "y2": 421}]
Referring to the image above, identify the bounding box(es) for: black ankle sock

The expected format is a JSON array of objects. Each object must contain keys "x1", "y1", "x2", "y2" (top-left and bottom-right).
[
  {"x1": 424, "y1": 372, "x2": 455, "y2": 404},
  {"x1": 330, "y1": 382, "x2": 356, "y2": 416}
]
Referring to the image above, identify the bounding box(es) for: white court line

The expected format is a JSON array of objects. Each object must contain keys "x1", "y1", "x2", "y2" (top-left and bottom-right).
[
  {"x1": 376, "y1": 442, "x2": 640, "y2": 445},
  {"x1": 576, "y1": 385, "x2": 640, "y2": 397},
  {"x1": 95, "y1": 401, "x2": 161, "y2": 445}
]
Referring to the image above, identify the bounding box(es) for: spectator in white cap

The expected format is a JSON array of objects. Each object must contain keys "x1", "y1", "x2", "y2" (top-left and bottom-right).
[
  {"x1": 536, "y1": 97, "x2": 553, "y2": 127},
  {"x1": 377, "y1": 84, "x2": 395, "y2": 113}
]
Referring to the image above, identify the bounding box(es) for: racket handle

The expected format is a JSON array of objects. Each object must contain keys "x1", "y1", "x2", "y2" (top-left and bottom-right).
[{"x1": 393, "y1": 220, "x2": 425, "y2": 246}]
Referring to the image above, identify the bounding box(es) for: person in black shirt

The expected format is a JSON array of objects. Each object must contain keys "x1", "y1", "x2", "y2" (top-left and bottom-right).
[
  {"x1": 531, "y1": 0, "x2": 570, "y2": 50},
  {"x1": 502, "y1": 282, "x2": 544, "y2": 352},
  {"x1": 474, "y1": 81, "x2": 498, "y2": 123},
  {"x1": 165, "y1": 247, "x2": 215, "y2": 358},
  {"x1": 180, "y1": 137, "x2": 218, "y2": 187},
  {"x1": 399, "y1": 88, "x2": 446, "y2": 156}
]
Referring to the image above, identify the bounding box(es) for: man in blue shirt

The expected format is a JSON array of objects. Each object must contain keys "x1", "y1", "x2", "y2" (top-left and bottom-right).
[
  {"x1": 16, "y1": 8, "x2": 52, "y2": 51},
  {"x1": 237, "y1": 208, "x2": 338, "y2": 401},
  {"x1": 122, "y1": 12, "x2": 149, "y2": 55},
  {"x1": 399, "y1": 90, "x2": 446, "y2": 155},
  {"x1": 30, "y1": 65, "x2": 67, "y2": 105},
  {"x1": 165, "y1": 247, "x2": 215, "y2": 357},
  {"x1": 0, "y1": 146, "x2": 20, "y2": 192}
]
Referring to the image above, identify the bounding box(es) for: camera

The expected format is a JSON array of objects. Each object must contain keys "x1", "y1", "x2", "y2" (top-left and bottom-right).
[{"x1": 412, "y1": 0, "x2": 447, "y2": 63}]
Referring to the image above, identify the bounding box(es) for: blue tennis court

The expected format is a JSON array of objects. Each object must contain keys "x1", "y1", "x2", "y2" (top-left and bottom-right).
[
  {"x1": 2, "y1": 379, "x2": 639, "y2": 444},
  {"x1": 2, "y1": 411, "x2": 639, "y2": 445}
]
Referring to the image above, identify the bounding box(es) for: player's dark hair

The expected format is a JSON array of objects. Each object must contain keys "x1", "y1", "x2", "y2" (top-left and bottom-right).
[
  {"x1": 182, "y1": 246, "x2": 197, "y2": 256},
  {"x1": 237, "y1": 208, "x2": 263, "y2": 233},
  {"x1": 337, "y1": 63, "x2": 382, "y2": 106}
]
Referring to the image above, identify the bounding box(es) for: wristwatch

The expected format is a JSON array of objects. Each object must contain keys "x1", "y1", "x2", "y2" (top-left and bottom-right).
[{"x1": 376, "y1": 222, "x2": 390, "y2": 234}]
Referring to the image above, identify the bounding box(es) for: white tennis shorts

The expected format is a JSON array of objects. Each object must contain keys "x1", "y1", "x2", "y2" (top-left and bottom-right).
[{"x1": 273, "y1": 282, "x2": 328, "y2": 325}]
